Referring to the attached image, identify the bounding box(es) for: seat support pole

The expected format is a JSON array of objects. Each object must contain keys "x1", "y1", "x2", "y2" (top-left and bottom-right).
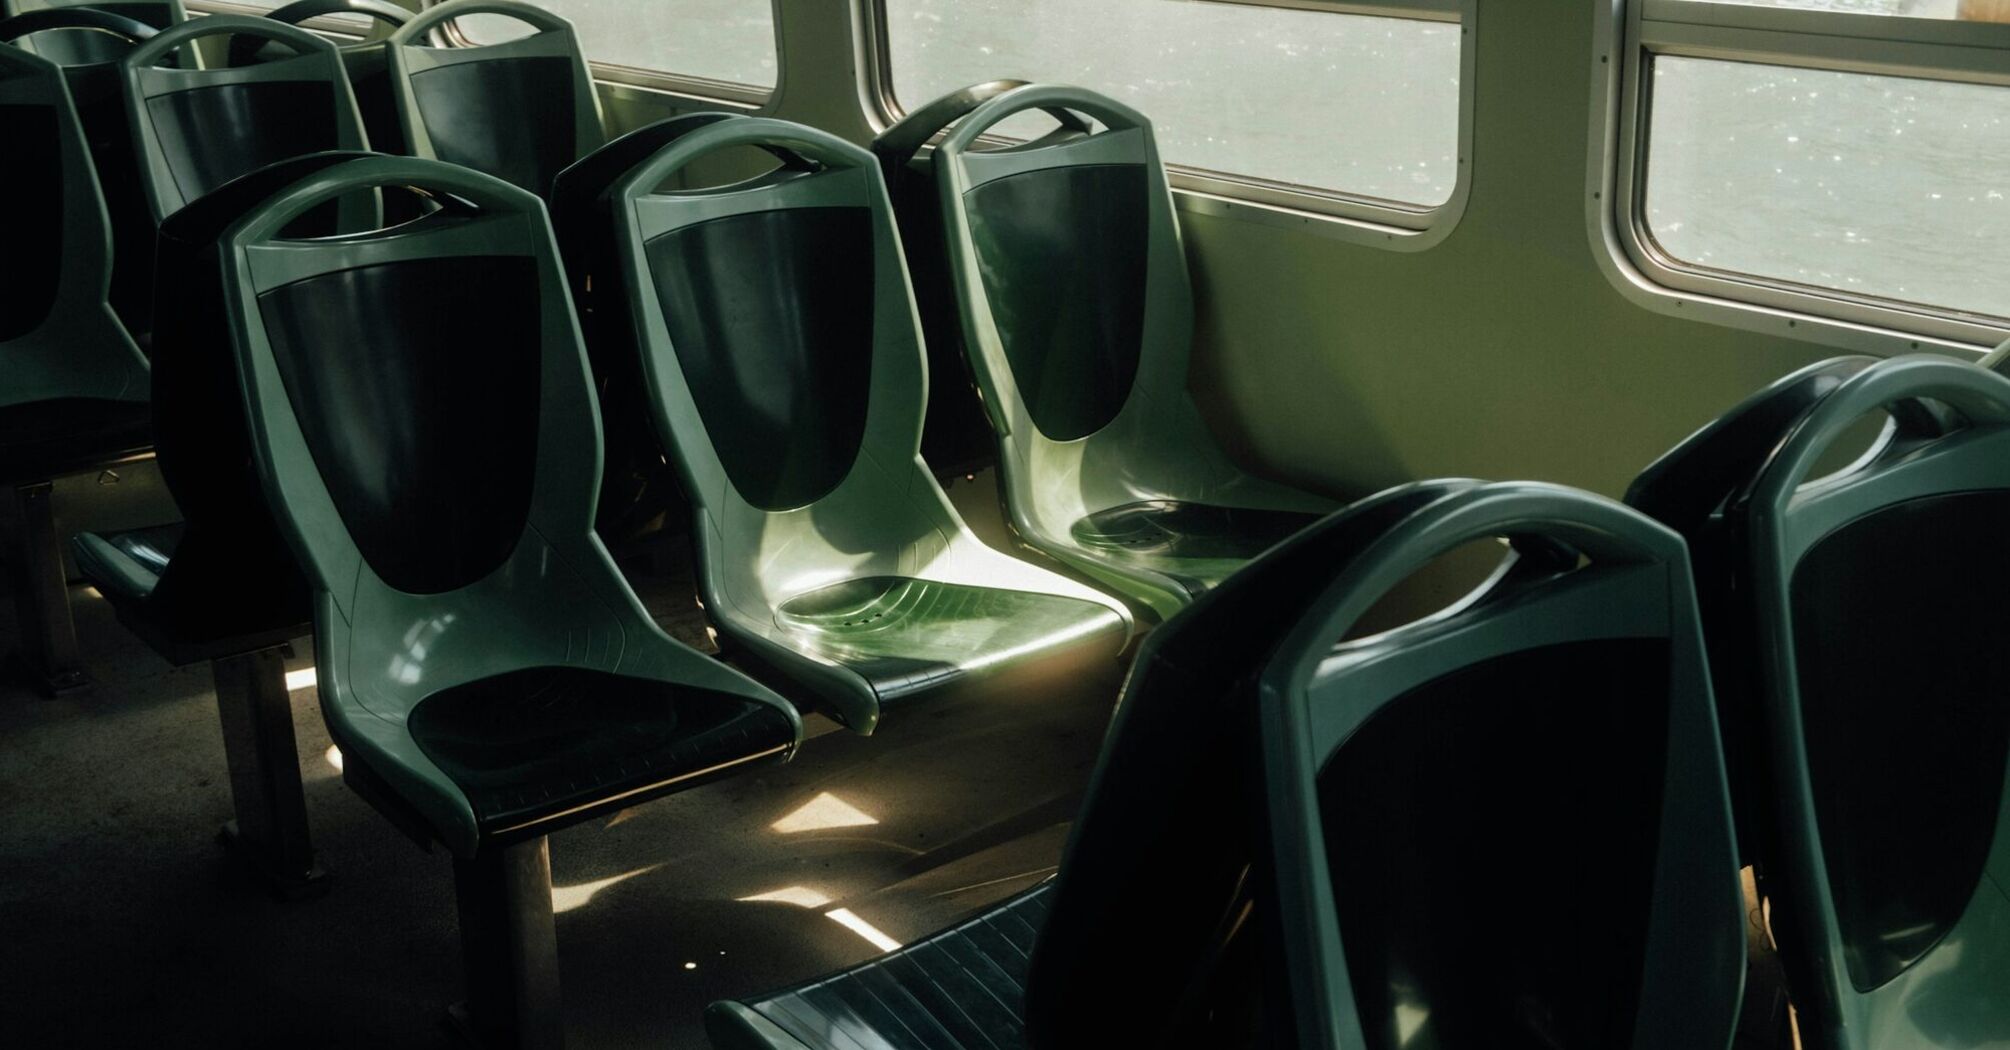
[
  {"x1": 451, "y1": 835, "x2": 564, "y2": 1050},
  {"x1": 4, "y1": 482, "x2": 87, "y2": 696},
  {"x1": 212, "y1": 644, "x2": 325, "y2": 898}
]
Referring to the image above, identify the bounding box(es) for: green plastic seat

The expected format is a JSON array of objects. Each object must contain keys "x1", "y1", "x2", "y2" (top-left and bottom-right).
[
  {"x1": 228, "y1": 0, "x2": 423, "y2": 165},
  {"x1": 1626, "y1": 355, "x2": 1878, "y2": 868},
  {"x1": 210, "y1": 152, "x2": 801, "y2": 860},
  {"x1": 554, "y1": 115, "x2": 1134, "y2": 734},
  {"x1": 385, "y1": 0, "x2": 603, "y2": 199},
  {"x1": 0, "y1": 7, "x2": 158, "y2": 337},
  {"x1": 918, "y1": 83, "x2": 1335, "y2": 620},
  {"x1": 121, "y1": 14, "x2": 369, "y2": 229},
  {"x1": 72, "y1": 153, "x2": 384, "y2": 667},
  {"x1": 1630, "y1": 355, "x2": 2010, "y2": 1050},
  {"x1": 0, "y1": 40, "x2": 150, "y2": 691},
  {"x1": 874, "y1": 79, "x2": 1091, "y2": 481},
  {"x1": 0, "y1": 41, "x2": 146, "y2": 424},
  {"x1": 1257, "y1": 481, "x2": 1747, "y2": 1050},
  {"x1": 0, "y1": 0, "x2": 180, "y2": 65},
  {"x1": 708, "y1": 484, "x2": 1480, "y2": 1050}
]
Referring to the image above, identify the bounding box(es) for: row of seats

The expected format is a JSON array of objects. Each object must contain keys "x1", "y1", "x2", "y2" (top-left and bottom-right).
[
  {"x1": 0, "y1": 0, "x2": 609, "y2": 696},
  {"x1": 2, "y1": 9, "x2": 1335, "y2": 1041},
  {"x1": 5, "y1": 0, "x2": 1333, "y2": 692},
  {"x1": 7, "y1": 7, "x2": 2005, "y2": 1050},
  {"x1": 712, "y1": 354, "x2": 2010, "y2": 1050}
]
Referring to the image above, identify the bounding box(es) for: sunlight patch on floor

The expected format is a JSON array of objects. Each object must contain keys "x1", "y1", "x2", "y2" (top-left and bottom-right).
[
  {"x1": 736, "y1": 885, "x2": 834, "y2": 909},
  {"x1": 771, "y1": 792, "x2": 878, "y2": 834},
  {"x1": 552, "y1": 865, "x2": 661, "y2": 913},
  {"x1": 286, "y1": 667, "x2": 318, "y2": 692}
]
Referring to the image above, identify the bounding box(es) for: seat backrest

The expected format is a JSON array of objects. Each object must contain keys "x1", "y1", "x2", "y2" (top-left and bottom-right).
[
  {"x1": 1258, "y1": 483, "x2": 1746, "y2": 1050},
  {"x1": 121, "y1": 15, "x2": 368, "y2": 224},
  {"x1": 0, "y1": 42, "x2": 146, "y2": 409},
  {"x1": 548, "y1": 112, "x2": 733, "y2": 537},
  {"x1": 583, "y1": 117, "x2": 908, "y2": 518},
  {"x1": 1022, "y1": 479, "x2": 1487, "y2": 1049},
  {"x1": 0, "y1": 0, "x2": 180, "y2": 64},
  {"x1": 385, "y1": 0, "x2": 603, "y2": 199},
  {"x1": 209, "y1": 155, "x2": 787, "y2": 853},
  {"x1": 120, "y1": 15, "x2": 372, "y2": 331},
  {"x1": 228, "y1": 0, "x2": 420, "y2": 164},
  {"x1": 1712, "y1": 356, "x2": 2010, "y2": 1049},
  {"x1": 1625, "y1": 356, "x2": 1876, "y2": 864},
  {"x1": 872, "y1": 79, "x2": 1091, "y2": 479},
  {"x1": 926, "y1": 84, "x2": 1278, "y2": 553},
  {"x1": 2, "y1": 6, "x2": 160, "y2": 339},
  {"x1": 137, "y1": 152, "x2": 372, "y2": 637}
]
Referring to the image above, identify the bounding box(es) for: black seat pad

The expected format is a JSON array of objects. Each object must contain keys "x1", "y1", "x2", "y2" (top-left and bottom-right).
[
  {"x1": 0, "y1": 397, "x2": 150, "y2": 484},
  {"x1": 723, "y1": 882, "x2": 1052, "y2": 1050},
  {"x1": 1069, "y1": 500, "x2": 1324, "y2": 597},
  {"x1": 101, "y1": 522, "x2": 181, "y2": 584},
  {"x1": 408, "y1": 666, "x2": 798, "y2": 837}
]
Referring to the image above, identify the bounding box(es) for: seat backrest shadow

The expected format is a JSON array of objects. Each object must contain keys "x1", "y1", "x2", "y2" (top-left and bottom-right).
[
  {"x1": 1637, "y1": 355, "x2": 2010, "y2": 1050},
  {"x1": 0, "y1": 42, "x2": 146, "y2": 412},
  {"x1": 1257, "y1": 483, "x2": 1747, "y2": 1050},
  {"x1": 208, "y1": 154, "x2": 797, "y2": 856},
  {"x1": 0, "y1": 7, "x2": 159, "y2": 337},
  {"x1": 385, "y1": 0, "x2": 603, "y2": 199},
  {"x1": 120, "y1": 14, "x2": 369, "y2": 227}
]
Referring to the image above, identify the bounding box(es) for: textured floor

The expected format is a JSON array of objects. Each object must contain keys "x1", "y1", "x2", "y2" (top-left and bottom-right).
[{"x1": 0, "y1": 512, "x2": 1123, "y2": 1049}]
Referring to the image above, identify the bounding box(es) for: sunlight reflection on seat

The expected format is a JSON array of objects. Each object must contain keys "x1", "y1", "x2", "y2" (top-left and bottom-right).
[
  {"x1": 826, "y1": 908, "x2": 902, "y2": 953},
  {"x1": 736, "y1": 885, "x2": 833, "y2": 909}
]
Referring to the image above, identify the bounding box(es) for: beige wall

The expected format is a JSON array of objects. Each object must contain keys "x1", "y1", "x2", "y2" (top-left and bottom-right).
[{"x1": 603, "y1": 1, "x2": 1963, "y2": 503}]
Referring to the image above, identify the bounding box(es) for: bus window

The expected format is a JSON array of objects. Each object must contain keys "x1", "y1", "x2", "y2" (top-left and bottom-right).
[
  {"x1": 445, "y1": 0, "x2": 776, "y2": 95},
  {"x1": 874, "y1": 0, "x2": 1465, "y2": 218},
  {"x1": 1619, "y1": 0, "x2": 2010, "y2": 339}
]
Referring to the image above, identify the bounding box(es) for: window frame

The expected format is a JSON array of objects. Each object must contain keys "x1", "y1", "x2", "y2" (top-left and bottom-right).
[
  {"x1": 862, "y1": 0, "x2": 1476, "y2": 250},
  {"x1": 423, "y1": 0, "x2": 777, "y2": 106},
  {"x1": 1608, "y1": 0, "x2": 2010, "y2": 349},
  {"x1": 192, "y1": 0, "x2": 388, "y2": 38}
]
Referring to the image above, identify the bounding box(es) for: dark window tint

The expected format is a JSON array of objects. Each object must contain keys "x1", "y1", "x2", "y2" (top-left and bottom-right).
[
  {"x1": 408, "y1": 56, "x2": 578, "y2": 197},
  {"x1": 0, "y1": 104, "x2": 62, "y2": 341},
  {"x1": 1790, "y1": 490, "x2": 2010, "y2": 991},
  {"x1": 145, "y1": 79, "x2": 338, "y2": 209},
  {"x1": 965, "y1": 162, "x2": 1147, "y2": 441},
  {"x1": 1320, "y1": 638, "x2": 1672, "y2": 1050},
  {"x1": 259, "y1": 252, "x2": 542, "y2": 594},
  {"x1": 645, "y1": 205, "x2": 874, "y2": 511}
]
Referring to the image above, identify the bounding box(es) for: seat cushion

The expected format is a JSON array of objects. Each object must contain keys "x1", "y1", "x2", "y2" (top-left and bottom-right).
[
  {"x1": 72, "y1": 522, "x2": 183, "y2": 601},
  {"x1": 408, "y1": 666, "x2": 796, "y2": 839},
  {"x1": 0, "y1": 397, "x2": 151, "y2": 484},
  {"x1": 773, "y1": 577, "x2": 1127, "y2": 704},
  {"x1": 1069, "y1": 500, "x2": 1322, "y2": 596},
  {"x1": 713, "y1": 882, "x2": 1053, "y2": 1050}
]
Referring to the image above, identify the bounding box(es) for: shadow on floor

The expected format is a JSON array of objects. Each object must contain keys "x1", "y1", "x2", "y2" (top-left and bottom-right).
[{"x1": 0, "y1": 556, "x2": 1123, "y2": 1049}]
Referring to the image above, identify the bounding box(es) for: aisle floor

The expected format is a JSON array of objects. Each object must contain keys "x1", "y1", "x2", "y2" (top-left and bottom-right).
[{"x1": 0, "y1": 550, "x2": 1122, "y2": 1049}]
